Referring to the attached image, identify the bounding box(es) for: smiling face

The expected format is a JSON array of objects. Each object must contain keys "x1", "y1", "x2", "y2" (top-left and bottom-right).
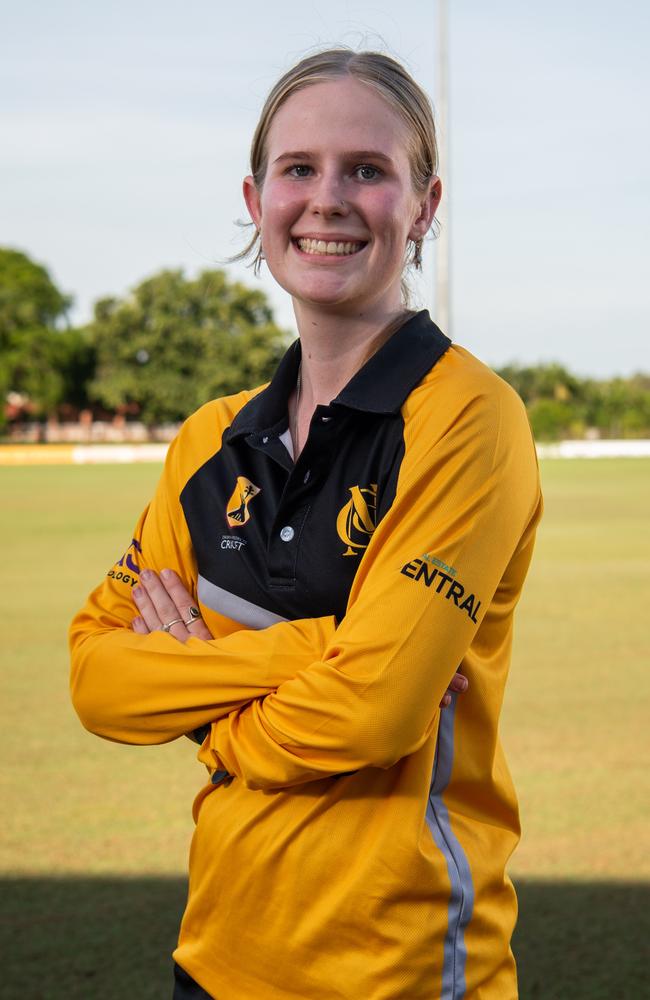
[{"x1": 243, "y1": 77, "x2": 441, "y2": 317}]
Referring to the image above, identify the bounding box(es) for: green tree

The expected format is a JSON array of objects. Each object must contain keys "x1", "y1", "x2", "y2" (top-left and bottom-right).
[
  {"x1": 88, "y1": 268, "x2": 289, "y2": 424},
  {"x1": 0, "y1": 247, "x2": 71, "y2": 341},
  {"x1": 0, "y1": 247, "x2": 85, "y2": 424},
  {"x1": 527, "y1": 398, "x2": 574, "y2": 441},
  {"x1": 584, "y1": 378, "x2": 650, "y2": 438},
  {"x1": 495, "y1": 362, "x2": 583, "y2": 406},
  {"x1": 497, "y1": 363, "x2": 650, "y2": 440}
]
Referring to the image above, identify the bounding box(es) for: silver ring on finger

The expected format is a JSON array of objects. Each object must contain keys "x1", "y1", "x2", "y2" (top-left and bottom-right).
[
  {"x1": 161, "y1": 617, "x2": 184, "y2": 632},
  {"x1": 183, "y1": 606, "x2": 202, "y2": 627}
]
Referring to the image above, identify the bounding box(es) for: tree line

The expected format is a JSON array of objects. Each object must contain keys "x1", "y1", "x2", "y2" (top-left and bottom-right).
[{"x1": 2, "y1": 247, "x2": 649, "y2": 441}]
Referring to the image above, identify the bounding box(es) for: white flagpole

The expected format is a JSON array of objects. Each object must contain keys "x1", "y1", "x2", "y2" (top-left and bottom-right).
[{"x1": 436, "y1": 0, "x2": 450, "y2": 336}]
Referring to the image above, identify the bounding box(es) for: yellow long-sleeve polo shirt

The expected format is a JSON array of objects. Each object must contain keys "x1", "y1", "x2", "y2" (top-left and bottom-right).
[{"x1": 70, "y1": 311, "x2": 542, "y2": 999}]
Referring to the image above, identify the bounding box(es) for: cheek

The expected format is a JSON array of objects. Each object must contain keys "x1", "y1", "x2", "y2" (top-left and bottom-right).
[
  {"x1": 260, "y1": 182, "x2": 303, "y2": 234},
  {"x1": 367, "y1": 191, "x2": 414, "y2": 246}
]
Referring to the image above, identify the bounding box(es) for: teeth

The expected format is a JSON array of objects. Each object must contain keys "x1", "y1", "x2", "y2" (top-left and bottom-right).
[{"x1": 296, "y1": 238, "x2": 364, "y2": 256}]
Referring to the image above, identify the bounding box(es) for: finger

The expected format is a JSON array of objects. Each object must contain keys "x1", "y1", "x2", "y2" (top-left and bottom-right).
[
  {"x1": 183, "y1": 614, "x2": 213, "y2": 641},
  {"x1": 132, "y1": 615, "x2": 149, "y2": 635},
  {"x1": 160, "y1": 568, "x2": 213, "y2": 640},
  {"x1": 448, "y1": 672, "x2": 469, "y2": 693},
  {"x1": 134, "y1": 574, "x2": 190, "y2": 641},
  {"x1": 132, "y1": 583, "x2": 164, "y2": 633},
  {"x1": 140, "y1": 570, "x2": 186, "y2": 626},
  {"x1": 440, "y1": 693, "x2": 452, "y2": 708}
]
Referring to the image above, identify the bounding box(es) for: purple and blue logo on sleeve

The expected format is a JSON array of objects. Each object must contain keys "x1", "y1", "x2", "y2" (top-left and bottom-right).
[{"x1": 106, "y1": 538, "x2": 142, "y2": 587}]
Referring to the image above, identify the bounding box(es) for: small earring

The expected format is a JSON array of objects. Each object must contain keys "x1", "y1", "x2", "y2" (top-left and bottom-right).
[
  {"x1": 413, "y1": 238, "x2": 423, "y2": 270},
  {"x1": 252, "y1": 231, "x2": 265, "y2": 277}
]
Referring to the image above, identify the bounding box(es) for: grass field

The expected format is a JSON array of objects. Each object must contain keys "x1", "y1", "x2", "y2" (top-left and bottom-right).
[{"x1": 1, "y1": 460, "x2": 648, "y2": 999}]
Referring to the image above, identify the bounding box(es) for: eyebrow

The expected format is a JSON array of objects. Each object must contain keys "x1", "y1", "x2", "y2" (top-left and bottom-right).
[{"x1": 272, "y1": 150, "x2": 395, "y2": 165}]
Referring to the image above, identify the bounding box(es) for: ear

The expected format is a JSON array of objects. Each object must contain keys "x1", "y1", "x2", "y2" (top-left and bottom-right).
[
  {"x1": 409, "y1": 176, "x2": 442, "y2": 241},
  {"x1": 243, "y1": 175, "x2": 262, "y2": 229}
]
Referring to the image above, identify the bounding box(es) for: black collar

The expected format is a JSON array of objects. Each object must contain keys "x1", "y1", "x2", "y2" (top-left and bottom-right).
[{"x1": 225, "y1": 310, "x2": 450, "y2": 441}]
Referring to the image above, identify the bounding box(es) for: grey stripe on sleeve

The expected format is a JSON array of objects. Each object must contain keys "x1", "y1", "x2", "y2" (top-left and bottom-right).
[{"x1": 197, "y1": 575, "x2": 288, "y2": 630}]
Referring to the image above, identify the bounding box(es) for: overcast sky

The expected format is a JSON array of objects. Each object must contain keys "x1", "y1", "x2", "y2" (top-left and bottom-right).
[{"x1": 2, "y1": 0, "x2": 648, "y2": 376}]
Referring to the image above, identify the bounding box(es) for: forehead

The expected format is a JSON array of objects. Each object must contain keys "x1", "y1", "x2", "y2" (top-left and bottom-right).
[{"x1": 266, "y1": 77, "x2": 411, "y2": 159}]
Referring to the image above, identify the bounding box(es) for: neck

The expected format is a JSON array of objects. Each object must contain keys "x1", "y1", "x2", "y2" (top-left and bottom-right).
[
  {"x1": 287, "y1": 300, "x2": 414, "y2": 459},
  {"x1": 292, "y1": 300, "x2": 414, "y2": 408}
]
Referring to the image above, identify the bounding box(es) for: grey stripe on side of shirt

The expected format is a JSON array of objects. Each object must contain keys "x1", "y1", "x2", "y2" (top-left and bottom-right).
[{"x1": 425, "y1": 693, "x2": 475, "y2": 999}]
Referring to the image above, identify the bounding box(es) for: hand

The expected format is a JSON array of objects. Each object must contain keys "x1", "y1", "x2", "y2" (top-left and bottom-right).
[
  {"x1": 440, "y1": 671, "x2": 469, "y2": 708},
  {"x1": 132, "y1": 569, "x2": 213, "y2": 643}
]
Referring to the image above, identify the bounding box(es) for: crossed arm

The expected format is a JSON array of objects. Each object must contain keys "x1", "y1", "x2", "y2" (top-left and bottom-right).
[
  {"x1": 130, "y1": 568, "x2": 469, "y2": 712},
  {"x1": 70, "y1": 386, "x2": 541, "y2": 789}
]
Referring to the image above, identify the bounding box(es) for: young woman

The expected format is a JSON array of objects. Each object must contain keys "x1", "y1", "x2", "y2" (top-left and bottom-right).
[{"x1": 70, "y1": 49, "x2": 543, "y2": 1000}]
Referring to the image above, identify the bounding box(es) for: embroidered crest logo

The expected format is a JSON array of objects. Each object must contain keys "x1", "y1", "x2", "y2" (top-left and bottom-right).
[
  {"x1": 336, "y1": 484, "x2": 378, "y2": 556},
  {"x1": 226, "y1": 477, "x2": 261, "y2": 528}
]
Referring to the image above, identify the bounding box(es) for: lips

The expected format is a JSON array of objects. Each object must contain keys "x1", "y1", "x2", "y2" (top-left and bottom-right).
[{"x1": 294, "y1": 237, "x2": 367, "y2": 256}]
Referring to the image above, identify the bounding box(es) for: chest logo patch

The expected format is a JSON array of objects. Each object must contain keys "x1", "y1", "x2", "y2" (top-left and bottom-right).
[
  {"x1": 226, "y1": 477, "x2": 261, "y2": 528},
  {"x1": 336, "y1": 484, "x2": 378, "y2": 556}
]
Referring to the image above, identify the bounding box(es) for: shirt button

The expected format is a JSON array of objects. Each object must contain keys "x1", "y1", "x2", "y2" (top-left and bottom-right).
[{"x1": 280, "y1": 525, "x2": 295, "y2": 542}]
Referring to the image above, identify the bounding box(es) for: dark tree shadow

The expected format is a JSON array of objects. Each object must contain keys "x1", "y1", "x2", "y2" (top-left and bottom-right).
[
  {"x1": 512, "y1": 879, "x2": 648, "y2": 1000},
  {"x1": 0, "y1": 876, "x2": 187, "y2": 1000},
  {"x1": 0, "y1": 876, "x2": 647, "y2": 999}
]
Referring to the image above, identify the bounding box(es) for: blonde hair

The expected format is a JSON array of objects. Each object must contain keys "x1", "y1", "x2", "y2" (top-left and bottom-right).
[{"x1": 232, "y1": 48, "x2": 439, "y2": 294}]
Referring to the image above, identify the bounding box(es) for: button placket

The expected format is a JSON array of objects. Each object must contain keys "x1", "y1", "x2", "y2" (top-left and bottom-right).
[
  {"x1": 267, "y1": 502, "x2": 310, "y2": 584},
  {"x1": 266, "y1": 407, "x2": 343, "y2": 584}
]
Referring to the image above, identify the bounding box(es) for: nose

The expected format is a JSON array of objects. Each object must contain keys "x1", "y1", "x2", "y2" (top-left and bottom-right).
[{"x1": 309, "y1": 170, "x2": 349, "y2": 217}]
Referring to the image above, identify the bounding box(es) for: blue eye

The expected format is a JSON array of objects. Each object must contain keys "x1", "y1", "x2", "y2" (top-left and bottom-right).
[
  {"x1": 356, "y1": 165, "x2": 381, "y2": 181},
  {"x1": 288, "y1": 164, "x2": 311, "y2": 177}
]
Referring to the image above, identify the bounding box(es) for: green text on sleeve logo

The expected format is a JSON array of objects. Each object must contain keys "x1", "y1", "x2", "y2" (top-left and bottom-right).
[{"x1": 400, "y1": 554, "x2": 482, "y2": 623}]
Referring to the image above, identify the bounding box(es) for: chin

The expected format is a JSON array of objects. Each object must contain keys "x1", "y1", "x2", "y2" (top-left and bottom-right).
[
  {"x1": 277, "y1": 276, "x2": 358, "y2": 308},
  {"x1": 296, "y1": 290, "x2": 363, "y2": 312}
]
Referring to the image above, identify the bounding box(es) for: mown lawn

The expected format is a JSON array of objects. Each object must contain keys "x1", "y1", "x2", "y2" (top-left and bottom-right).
[{"x1": 1, "y1": 460, "x2": 648, "y2": 999}]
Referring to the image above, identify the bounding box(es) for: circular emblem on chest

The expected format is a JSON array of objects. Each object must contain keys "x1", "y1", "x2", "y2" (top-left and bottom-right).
[{"x1": 336, "y1": 484, "x2": 378, "y2": 557}]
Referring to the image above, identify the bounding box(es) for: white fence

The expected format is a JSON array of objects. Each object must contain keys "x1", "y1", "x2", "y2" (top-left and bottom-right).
[
  {"x1": 1, "y1": 440, "x2": 650, "y2": 465},
  {"x1": 536, "y1": 440, "x2": 650, "y2": 459}
]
